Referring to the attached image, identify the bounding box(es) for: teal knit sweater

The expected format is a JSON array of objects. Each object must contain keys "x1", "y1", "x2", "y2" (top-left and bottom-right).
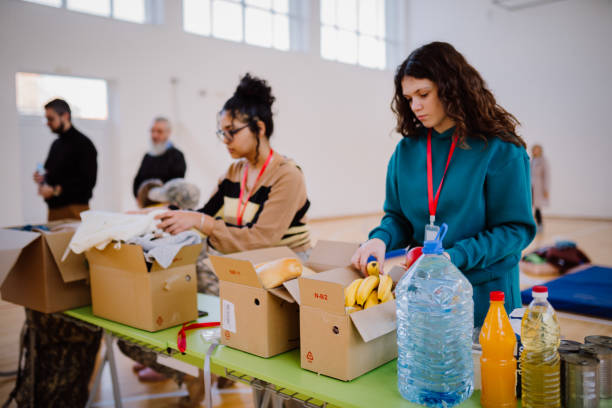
[{"x1": 370, "y1": 126, "x2": 536, "y2": 326}]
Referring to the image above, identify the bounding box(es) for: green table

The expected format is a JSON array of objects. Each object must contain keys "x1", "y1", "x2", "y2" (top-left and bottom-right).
[{"x1": 67, "y1": 294, "x2": 608, "y2": 408}]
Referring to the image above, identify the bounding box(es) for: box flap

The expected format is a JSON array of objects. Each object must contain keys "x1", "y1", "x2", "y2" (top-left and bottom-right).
[
  {"x1": 227, "y1": 246, "x2": 297, "y2": 264},
  {"x1": 150, "y1": 243, "x2": 203, "y2": 272},
  {"x1": 209, "y1": 246, "x2": 298, "y2": 289},
  {"x1": 0, "y1": 229, "x2": 40, "y2": 284},
  {"x1": 209, "y1": 255, "x2": 262, "y2": 288},
  {"x1": 387, "y1": 265, "x2": 407, "y2": 284},
  {"x1": 85, "y1": 243, "x2": 148, "y2": 274},
  {"x1": 44, "y1": 230, "x2": 88, "y2": 283},
  {"x1": 306, "y1": 240, "x2": 360, "y2": 272},
  {"x1": 268, "y1": 286, "x2": 295, "y2": 303},
  {"x1": 282, "y1": 266, "x2": 318, "y2": 305},
  {"x1": 350, "y1": 300, "x2": 397, "y2": 342},
  {"x1": 299, "y1": 267, "x2": 359, "y2": 314}
]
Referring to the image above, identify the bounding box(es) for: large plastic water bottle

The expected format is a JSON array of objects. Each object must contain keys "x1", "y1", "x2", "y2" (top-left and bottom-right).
[
  {"x1": 520, "y1": 285, "x2": 561, "y2": 407},
  {"x1": 396, "y1": 224, "x2": 474, "y2": 407}
]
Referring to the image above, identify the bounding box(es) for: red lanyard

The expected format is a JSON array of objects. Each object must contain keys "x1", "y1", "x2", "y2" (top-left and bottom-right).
[
  {"x1": 237, "y1": 149, "x2": 274, "y2": 226},
  {"x1": 427, "y1": 129, "x2": 457, "y2": 224}
]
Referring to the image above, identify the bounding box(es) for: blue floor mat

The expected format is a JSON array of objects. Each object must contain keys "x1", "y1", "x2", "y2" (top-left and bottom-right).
[{"x1": 521, "y1": 265, "x2": 612, "y2": 319}]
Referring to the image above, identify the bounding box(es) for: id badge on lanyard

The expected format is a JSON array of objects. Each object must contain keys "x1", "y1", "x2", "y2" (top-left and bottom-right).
[
  {"x1": 424, "y1": 216, "x2": 440, "y2": 241},
  {"x1": 425, "y1": 130, "x2": 457, "y2": 241}
]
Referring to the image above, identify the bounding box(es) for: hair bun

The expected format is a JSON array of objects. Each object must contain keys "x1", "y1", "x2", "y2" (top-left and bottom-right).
[{"x1": 234, "y1": 73, "x2": 275, "y2": 107}]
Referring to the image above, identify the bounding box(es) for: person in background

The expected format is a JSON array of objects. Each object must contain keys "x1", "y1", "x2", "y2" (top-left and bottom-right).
[
  {"x1": 135, "y1": 178, "x2": 164, "y2": 208},
  {"x1": 132, "y1": 117, "x2": 186, "y2": 200},
  {"x1": 33, "y1": 98, "x2": 97, "y2": 221},
  {"x1": 8, "y1": 99, "x2": 102, "y2": 407},
  {"x1": 530, "y1": 144, "x2": 550, "y2": 232},
  {"x1": 351, "y1": 42, "x2": 536, "y2": 327}
]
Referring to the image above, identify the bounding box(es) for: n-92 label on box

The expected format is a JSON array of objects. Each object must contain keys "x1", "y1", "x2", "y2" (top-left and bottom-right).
[
  {"x1": 222, "y1": 300, "x2": 236, "y2": 333},
  {"x1": 314, "y1": 292, "x2": 328, "y2": 301}
]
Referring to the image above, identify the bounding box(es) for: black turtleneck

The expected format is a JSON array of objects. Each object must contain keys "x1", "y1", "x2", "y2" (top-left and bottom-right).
[{"x1": 43, "y1": 125, "x2": 97, "y2": 209}]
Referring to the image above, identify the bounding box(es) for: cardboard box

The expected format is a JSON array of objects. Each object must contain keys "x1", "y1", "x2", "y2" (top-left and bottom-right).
[
  {"x1": 85, "y1": 242, "x2": 202, "y2": 331},
  {"x1": 0, "y1": 222, "x2": 91, "y2": 313},
  {"x1": 299, "y1": 264, "x2": 399, "y2": 381},
  {"x1": 209, "y1": 240, "x2": 358, "y2": 358}
]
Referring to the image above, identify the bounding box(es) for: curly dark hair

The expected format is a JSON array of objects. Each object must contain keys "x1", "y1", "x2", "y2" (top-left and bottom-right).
[
  {"x1": 392, "y1": 42, "x2": 525, "y2": 148},
  {"x1": 222, "y1": 73, "x2": 276, "y2": 163}
]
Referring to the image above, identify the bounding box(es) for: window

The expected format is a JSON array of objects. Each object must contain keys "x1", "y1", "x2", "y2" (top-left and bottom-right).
[
  {"x1": 183, "y1": 0, "x2": 294, "y2": 51},
  {"x1": 22, "y1": 0, "x2": 147, "y2": 24},
  {"x1": 16, "y1": 73, "x2": 109, "y2": 120},
  {"x1": 320, "y1": 0, "x2": 387, "y2": 69}
]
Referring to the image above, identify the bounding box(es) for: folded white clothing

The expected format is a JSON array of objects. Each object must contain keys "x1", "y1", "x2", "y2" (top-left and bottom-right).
[
  {"x1": 63, "y1": 209, "x2": 167, "y2": 261},
  {"x1": 127, "y1": 230, "x2": 202, "y2": 269}
]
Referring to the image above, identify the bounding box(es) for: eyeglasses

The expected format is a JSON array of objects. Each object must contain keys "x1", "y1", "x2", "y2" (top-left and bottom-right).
[{"x1": 216, "y1": 124, "x2": 249, "y2": 143}]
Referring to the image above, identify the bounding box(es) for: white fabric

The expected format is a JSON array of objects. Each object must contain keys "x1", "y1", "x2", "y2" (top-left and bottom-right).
[
  {"x1": 127, "y1": 230, "x2": 201, "y2": 269},
  {"x1": 62, "y1": 210, "x2": 167, "y2": 260}
]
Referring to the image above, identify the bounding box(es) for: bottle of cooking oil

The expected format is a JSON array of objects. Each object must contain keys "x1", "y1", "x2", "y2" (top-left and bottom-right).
[{"x1": 520, "y1": 285, "x2": 561, "y2": 408}]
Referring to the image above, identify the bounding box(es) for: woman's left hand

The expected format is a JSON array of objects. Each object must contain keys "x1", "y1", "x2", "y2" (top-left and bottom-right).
[{"x1": 155, "y1": 210, "x2": 200, "y2": 235}]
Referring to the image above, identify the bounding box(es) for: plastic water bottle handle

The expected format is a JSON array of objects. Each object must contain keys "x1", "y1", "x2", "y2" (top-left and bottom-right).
[{"x1": 367, "y1": 248, "x2": 407, "y2": 263}]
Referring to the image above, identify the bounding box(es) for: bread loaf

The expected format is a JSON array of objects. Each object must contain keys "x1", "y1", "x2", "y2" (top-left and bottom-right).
[{"x1": 255, "y1": 258, "x2": 303, "y2": 289}]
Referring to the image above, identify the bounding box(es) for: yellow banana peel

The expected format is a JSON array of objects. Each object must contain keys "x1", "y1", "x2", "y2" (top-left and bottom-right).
[
  {"x1": 366, "y1": 261, "x2": 380, "y2": 276},
  {"x1": 357, "y1": 275, "x2": 379, "y2": 305},
  {"x1": 377, "y1": 274, "x2": 393, "y2": 301},
  {"x1": 364, "y1": 290, "x2": 380, "y2": 309},
  {"x1": 344, "y1": 278, "x2": 363, "y2": 307},
  {"x1": 381, "y1": 290, "x2": 394, "y2": 303}
]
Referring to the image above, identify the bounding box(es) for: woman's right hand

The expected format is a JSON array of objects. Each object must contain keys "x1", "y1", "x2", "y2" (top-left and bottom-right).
[{"x1": 351, "y1": 238, "x2": 387, "y2": 277}]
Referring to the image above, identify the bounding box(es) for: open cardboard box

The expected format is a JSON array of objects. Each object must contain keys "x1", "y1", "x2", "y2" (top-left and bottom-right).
[
  {"x1": 299, "y1": 265, "x2": 402, "y2": 381},
  {"x1": 209, "y1": 240, "x2": 358, "y2": 358},
  {"x1": 85, "y1": 242, "x2": 202, "y2": 331},
  {"x1": 0, "y1": 221, "x2": 91, "y2": 313}
]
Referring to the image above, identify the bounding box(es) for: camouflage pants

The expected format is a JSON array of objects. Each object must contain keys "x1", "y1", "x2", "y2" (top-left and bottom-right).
[
  {"x1": 116, "y1": 340, "x2": 186, "y2": 384},
  {"x1": 196, "y1": 243, "x2": 221, "y2": 296},
  {"x1": 6, "y1": 309, "x2": 102, "y2": 408}
]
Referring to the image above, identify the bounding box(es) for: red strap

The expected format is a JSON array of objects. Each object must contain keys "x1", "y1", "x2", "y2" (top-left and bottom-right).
[
  {"x1": 237, "y1": 149, "x2": 274, "y2": 226},
  {"x1": 177, "y1": 321, "x2": 220, "y2": 353},
  {"x1": 427, "y1": 129, "x2": 457, "y2": 220}
]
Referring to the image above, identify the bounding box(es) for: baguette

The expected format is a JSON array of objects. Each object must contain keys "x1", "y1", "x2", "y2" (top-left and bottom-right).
[{"x1": 255, "y1": 258, "x2": 303, "y2": 289}]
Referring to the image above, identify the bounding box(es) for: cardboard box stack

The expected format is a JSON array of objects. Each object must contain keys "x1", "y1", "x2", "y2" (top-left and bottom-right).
[{"x1": 0, "y1": 222, "x2": 91, "y2": 313}]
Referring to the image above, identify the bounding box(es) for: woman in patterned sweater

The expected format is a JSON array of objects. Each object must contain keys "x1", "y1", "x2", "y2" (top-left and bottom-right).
[{"x1": 157, "y1": 73, "x2": 311, "y2": 257}]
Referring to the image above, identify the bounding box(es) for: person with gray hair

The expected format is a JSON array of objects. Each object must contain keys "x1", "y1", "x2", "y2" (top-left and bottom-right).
[{"x1": 132, "y1": 117, "x2": 186, "y2": 198}]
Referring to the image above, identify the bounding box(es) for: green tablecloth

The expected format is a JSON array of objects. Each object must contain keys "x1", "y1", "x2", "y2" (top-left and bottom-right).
[{"x1": 66, "y1": 294, "x2": 610, "y2": 408}]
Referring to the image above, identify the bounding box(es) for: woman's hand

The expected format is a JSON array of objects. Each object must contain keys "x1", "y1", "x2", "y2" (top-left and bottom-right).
[
  {"x1": 351, "y1": 238, "x2": 387, "y2": 277},
  {"x1": 155, "y1": 210, "x2": 201, "y2": 235}
]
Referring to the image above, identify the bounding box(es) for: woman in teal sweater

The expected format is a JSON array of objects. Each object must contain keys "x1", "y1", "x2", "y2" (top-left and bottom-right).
[{"x1": 352, "y1": 42, "x2": 536, "y2": 326}]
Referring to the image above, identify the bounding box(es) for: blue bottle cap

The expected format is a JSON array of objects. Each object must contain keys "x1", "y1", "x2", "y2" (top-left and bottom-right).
[{"x1": 422, "y1": 223, "x2": 448, "y2": 255}]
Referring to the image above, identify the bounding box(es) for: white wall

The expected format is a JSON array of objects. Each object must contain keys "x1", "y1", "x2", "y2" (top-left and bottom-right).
[
  {"x1": 0, "y1": 0, "x2": 401, "y2": 227},
  {"x1": 1, "y1": 0, "x2": 611, "y2": 228},
  {"x1": 407, "y1": 0, "x2": 612, "y2": 218}
]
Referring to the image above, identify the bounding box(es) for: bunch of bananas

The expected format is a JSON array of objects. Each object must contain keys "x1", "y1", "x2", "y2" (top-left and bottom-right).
[{"x1": 344, "y1": 261, "x2": 394, "y2": 313}]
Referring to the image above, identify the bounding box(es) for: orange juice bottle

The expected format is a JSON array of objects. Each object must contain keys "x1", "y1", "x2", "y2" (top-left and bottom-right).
[{"x1": 479, "y1": 291, "x2": 517, "y2": 408}]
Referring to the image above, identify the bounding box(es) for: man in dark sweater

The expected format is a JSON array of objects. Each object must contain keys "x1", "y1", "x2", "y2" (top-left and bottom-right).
[
  {"x1": 132, "y1": 117, "x2": 186, "y2": 198},
  {"x1": 33, "y1": 99, "x2": 97, "y2": 221},
  {"x1": 12, "y1": 98, "x2": 102, "y2": 407}
]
